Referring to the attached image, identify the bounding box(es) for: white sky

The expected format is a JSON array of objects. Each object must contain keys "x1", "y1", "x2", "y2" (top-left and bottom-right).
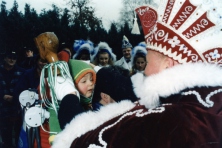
[{"x1": 4, "y1": 0, "x2": 123, "y2": 30}]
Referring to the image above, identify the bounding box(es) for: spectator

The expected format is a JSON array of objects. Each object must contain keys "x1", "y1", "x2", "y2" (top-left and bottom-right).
[
  {"x1": 72, "y1": 40, "x2": 94, "y2": 61},
  {"x1": 20, "y1": 46, "x2": 36, "y2": 69},
  {"x1": 115, "y1": 35, "x2": 133, "y2": 71},
  {"x1": 14, "y1": 55, "x2": 47, "y2": 103},
  {"x1": 91, "y1": 42, "x2": 116, "y2": 67},
  {"x1": 0, "y1": 50, "x2": 25, "y2": 148},
  {"x1": 131, "y1": 42, "x2": 147, "y2": 75}
]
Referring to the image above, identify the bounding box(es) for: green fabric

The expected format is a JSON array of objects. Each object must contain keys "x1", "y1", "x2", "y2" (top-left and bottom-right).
[
  {"x1": 80, "y1": 95, "x2": 91, "y2": 105},
  {"x1": 68, "y1": 59, "x2": 95, "y2": 83},
  {"x1": 40, "y1": 61, "x2": 71, "y2": 114},
  {"x1": 49, "y1": 108, "x2": 61, "y2": 136},
  {"x1": 80, "y1": 95, "x2": 92, "y2": 111}
]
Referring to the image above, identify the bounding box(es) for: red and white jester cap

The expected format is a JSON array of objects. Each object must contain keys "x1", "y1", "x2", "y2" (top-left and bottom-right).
[{"x1": 136, "y1": 0, "x2": 222, "y2": 65}]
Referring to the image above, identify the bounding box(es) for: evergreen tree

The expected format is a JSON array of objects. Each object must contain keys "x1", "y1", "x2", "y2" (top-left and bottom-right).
[
  {"x1": 0, "y1": 1, "x2": 8, "y2": 54},
  {"x1": 23, "y1": 4, "x2": 39, "y2": 52},
  {"x1": 7, "y1": 0, "x2": 24, "y2": 52},
  {"x1": 108, "y1": 23, "x2": 122, "y2": 59}
]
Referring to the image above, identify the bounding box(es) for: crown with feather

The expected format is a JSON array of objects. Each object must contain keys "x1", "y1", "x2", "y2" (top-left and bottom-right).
[
  {"x1": 72, "y1": 39, "x2": 94, "y2": 60},
  {"x1": 136, "y1": 0, "x2": 222, "y2": 65},
  {"x1": 91, "y1": 42, "x2": 116, "y2": 62}
]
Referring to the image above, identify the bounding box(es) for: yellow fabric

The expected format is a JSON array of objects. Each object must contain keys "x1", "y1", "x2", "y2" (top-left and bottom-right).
[{"x1": 49, "y1": 135, "x2": 56, "y2": 145}]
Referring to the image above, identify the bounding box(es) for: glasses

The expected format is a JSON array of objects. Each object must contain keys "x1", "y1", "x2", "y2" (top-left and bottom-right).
[{"x1": 7, "y1": 55, "x2": 17, "y2": 60}]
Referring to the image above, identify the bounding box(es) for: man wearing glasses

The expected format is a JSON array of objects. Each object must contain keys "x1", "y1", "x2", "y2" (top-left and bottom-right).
[{"x1": 0, "y1": 50, "x2": 25, "y2": 148}]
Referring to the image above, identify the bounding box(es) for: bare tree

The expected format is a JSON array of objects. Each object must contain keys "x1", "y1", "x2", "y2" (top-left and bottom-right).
[{"x1": 66, "y1": 0, "x2": 102, "y2": 29}]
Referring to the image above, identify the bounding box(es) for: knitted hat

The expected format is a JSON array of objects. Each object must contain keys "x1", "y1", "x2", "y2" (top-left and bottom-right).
[
  {"x1": 122, "y1": 35, "x2": 132, "y2": 49},
  {"x1": 68, "y1": 59, "x2": 96, "y2": 85},
  {"x1": 91, "y1": 42, "x2": 116, "y2": 62},
  {"x1": 72, "y1": 40, "x2": 94, "y2": 60},
  {"x1": 131, "y1": 42, "x2": 147, "y2": 64},
  {"x1": 92, "y1": 66, "x2": 138, "y2": 103},
  {"x1": 136, "y1": 0, "x2": 222, "y2": 65}
]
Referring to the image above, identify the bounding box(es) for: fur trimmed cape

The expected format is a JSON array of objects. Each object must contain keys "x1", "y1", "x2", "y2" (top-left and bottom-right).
[{"x1": 53, "y1": 63, "x2": 222, "y2": 148}]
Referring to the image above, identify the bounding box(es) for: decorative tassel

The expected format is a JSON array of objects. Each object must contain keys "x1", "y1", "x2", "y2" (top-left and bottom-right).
[{"x1": 131, "y1": 13, "x2": 140, "y2": 35}]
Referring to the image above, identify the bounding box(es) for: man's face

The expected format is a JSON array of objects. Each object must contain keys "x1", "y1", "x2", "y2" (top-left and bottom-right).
[
  {"x1": 144, "y1": 50, "x2": 166, "y2": 76},
  {"x1": 4, "y1": 55, "x2": 17, "y2": 67},
  {"x1": 122, "y1": 48, "x2": 131, "y2": 59}
]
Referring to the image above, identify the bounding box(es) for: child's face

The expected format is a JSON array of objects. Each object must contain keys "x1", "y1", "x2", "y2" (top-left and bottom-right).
[{"x1": 77, "y1": 73, "x2": 95, "y2": 98}]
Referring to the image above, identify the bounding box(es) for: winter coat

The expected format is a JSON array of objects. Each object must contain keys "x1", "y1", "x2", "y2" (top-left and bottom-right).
[
  {"x1": 0, "y1": 64, "x2": 25, "y2": 122},
  {"x1": 52, "y1": 63, "x2": 222, "y2": 148}
]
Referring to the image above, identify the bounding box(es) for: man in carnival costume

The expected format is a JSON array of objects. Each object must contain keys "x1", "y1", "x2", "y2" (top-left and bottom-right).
[
  {"x1": 53, "y1": 0, "x2": 222, "y2": 147},
  {"x1": 34, "y1": 32, "x2": 81, "y2": 146},
  {"x1": 115, "y1": 35, "x2": 133, "y2": 71}
]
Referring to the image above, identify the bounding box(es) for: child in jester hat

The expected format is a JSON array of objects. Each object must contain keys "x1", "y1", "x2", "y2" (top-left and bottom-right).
[{"x1": 68, "y1": 59, "x2": 96, "y2": 111}]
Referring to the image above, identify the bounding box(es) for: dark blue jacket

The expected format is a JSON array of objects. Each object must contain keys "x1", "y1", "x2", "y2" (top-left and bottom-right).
[
  {"x1": 13, "y1": 67, "x2": 40, "y2": 101},
  {"x1": 0, "y1": 64, "x2": 25, "y2": 120}
]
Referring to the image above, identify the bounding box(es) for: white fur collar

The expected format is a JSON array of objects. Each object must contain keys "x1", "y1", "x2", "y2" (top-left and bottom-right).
[
  {"x1": 52, "y1": 100, "x2": 135, "y2": 148},
  {"x1": 131, "y1": 62, "x2": 222, "y2": 109}
]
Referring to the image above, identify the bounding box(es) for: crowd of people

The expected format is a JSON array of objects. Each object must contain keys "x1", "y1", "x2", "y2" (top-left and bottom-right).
[
  {"x1": 0, "y1": 32, "x2": 146, "y2": 148},
  {"x1": 1, "y1": 0, "x2": 222, "y2": 148}
]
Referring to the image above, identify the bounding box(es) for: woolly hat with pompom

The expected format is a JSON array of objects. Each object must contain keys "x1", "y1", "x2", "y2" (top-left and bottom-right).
[{"x1": 68, "y1": 59, "x2": 96, "y2": 85}]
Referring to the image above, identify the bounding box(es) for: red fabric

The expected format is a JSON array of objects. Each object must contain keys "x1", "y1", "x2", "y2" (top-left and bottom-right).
[
  {"x1": 33, "y1": 85, "x2": 51, "y2": 148},
  {"x1": 34, "y1": 122, "x2": 50, "y2": 148},
  {"x1": 58, "y1": 50, "x2": 70, "y2": 62},
  {"x1": 71, "y1": 86, "x2": 222, "y2": 148}
]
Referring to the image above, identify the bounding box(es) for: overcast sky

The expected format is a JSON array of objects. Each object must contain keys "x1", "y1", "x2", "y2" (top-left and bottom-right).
[{"x1": 4, "y1": 0, "x2": 123, "y2": 30}]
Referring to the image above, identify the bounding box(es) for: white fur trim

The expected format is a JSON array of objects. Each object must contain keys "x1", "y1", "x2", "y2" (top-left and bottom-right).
[
  {"x1": 52, "y1": 100, "x2": 135, "y2": 148},
  {"x1": 91, "y1": 42, "x2": 116, "y2": 62},
  {"x1": 72, "y1": 43, "x2": 94, "y2": 60},
  {"x1": 131, "y1": 45, "x2": 147, "y2": 64},
  {"x1": 131, "y1": 62, "x2": 222, "y2": 109}
]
